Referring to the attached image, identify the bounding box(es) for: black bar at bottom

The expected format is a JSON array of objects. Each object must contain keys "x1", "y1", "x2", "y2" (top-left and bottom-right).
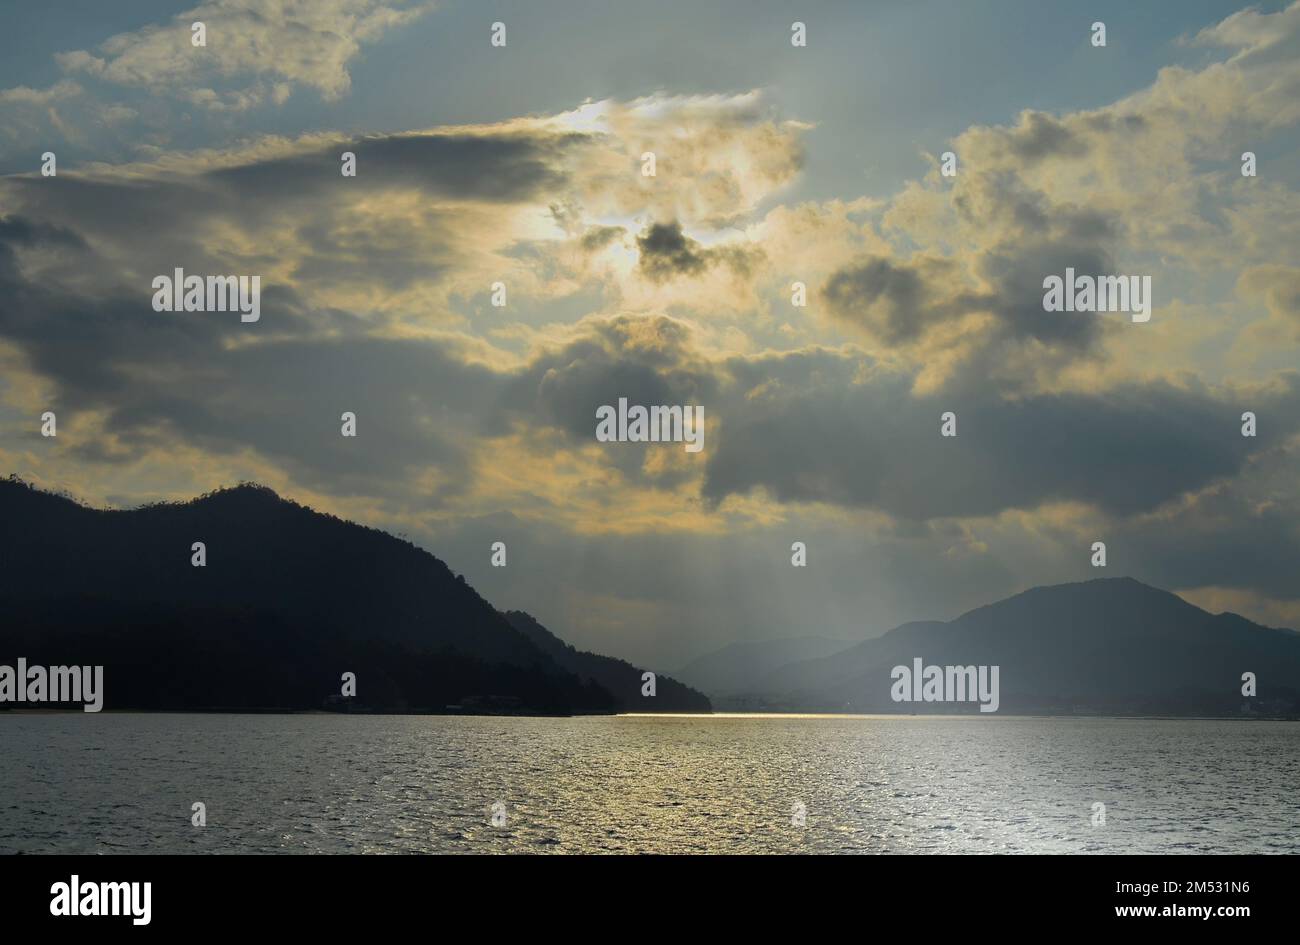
[{"x1": 0, "y1": 853, "x2": 1281, "y2": 932}]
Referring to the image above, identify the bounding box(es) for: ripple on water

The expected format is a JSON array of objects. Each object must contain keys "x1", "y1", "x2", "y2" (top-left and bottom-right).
[{"x1": 0, "y1": 715, "x2": 1297, "y2": 854}]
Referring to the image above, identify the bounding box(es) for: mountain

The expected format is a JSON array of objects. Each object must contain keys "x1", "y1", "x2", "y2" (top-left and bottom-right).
[
  {"x1": 672, "y1": 636, "x2": 852, "y2": 699},
  {"x1": 502, "y1": 610, "x2": 710, "y2": 712},
  {"x1": 739, "y1": 578, "x2": 1300, "y2": 716},
  {"x1": 0, "y1": 476, "x2": 710, "y2": 714}
]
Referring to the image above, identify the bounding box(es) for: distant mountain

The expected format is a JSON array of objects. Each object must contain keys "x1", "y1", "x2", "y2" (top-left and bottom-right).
[
  {"x1": 673, "y1": 636, "x2": 852, "y2": 699},
  {"x1": 0, "y1": 476, "x2": 710, "y2": 714},
  {"x1": 503, "y1": 611, "x2": 709, "y2": 712},
  {"x1": 740, "y1": 578, "x2": 1300, "y2": 716}
]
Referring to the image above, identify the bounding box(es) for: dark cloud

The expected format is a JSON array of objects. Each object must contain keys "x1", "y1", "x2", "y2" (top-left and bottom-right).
[
  {"x1": 822, "y1": 240, "x2": 1116, "y2": 355},
  {"x1": 975, "y1": 241, "x2": 1109, "y2": 348},
  {"x1": 0, "y1": 209, "x2": 709, "y2": 494},
  {"x1": 0, "y1": 125, "x2": 589, "y2": 303},
  {"x1": 701, "y1": 349, "x2": 1300, "y2": 521},
  {"x1": 0, "y1": 212, "x2": 493, "y2": 497},
  {"x1": 579, "y1": 224, "x2": 625, "y2": 252},
  {"x1": 0, "y1": 122, "x2": 621, "y2": 500},
  {"x1": 0, "y1": 214, "x2": 87, "y2": 256},
  {"x1": 206, "y1": 130, "x2": 582, "y2": 204},
  {"x1": 1004, "y1": 111, "x2": 1089, "y2": 163},
  {"x1": 638, "y1": 221, "x2": 708, "y2": 279},
  {"x1": 1117, "y1": 447, "x2": 1300, "y2": 603},
  {"x1": 636, "y1": 220, "x2": 758, "y2": 282},
  {"x1": 498, "y1": 316, "x2": 719, "y2": 485},
  {"x1": 821, "y1": 256, "x2": 980, "y2": 344}
]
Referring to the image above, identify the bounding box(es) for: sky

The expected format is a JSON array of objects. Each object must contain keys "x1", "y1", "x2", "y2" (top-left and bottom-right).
[{"x1": 1, "y1": 0, "x2": 1298, "y2": 668}]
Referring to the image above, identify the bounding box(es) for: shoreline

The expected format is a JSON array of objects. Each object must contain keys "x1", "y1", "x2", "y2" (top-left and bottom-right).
[{"x1": 2, "y1": 708, "x2": 1297, "y2": 721}]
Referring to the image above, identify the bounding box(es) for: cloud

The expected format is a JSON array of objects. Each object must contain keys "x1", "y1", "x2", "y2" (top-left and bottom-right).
[
  {"x1": 0, "y1": 89, "x2": 808, "y2": 331},
  {"x1": 547, "y1": 91, "x2": 807, "y2": 228},
  {"x1": 2, "y1": 62, "x2": 1297, "y2": 531},
  {"x1": 1238, "y1": 265, "x2": 1300, "y2": 335},
  {"x1": 635, "y1": 220, "x2": 759, "y2": 283},
  {"x1": 764, "y1": 3, "x2": 1300, "y2": 400},
  {"x1": 699, "y1": 344, "x2": 1300, "y2": 521},
  {"x1": 823, "y1": 255, "x2": 980, "y2": 346},
  {"x1": 0, "y1": 124, "x2": 596, "y2": 334},
  {"x1": 0, "y1": 1, "x2": 439, "y2": 172},
  {"x1": 0, "y1": 79, "x2": 83, "y2": 106},
  {"x1": 53, "y1": 0, "x2": 434, "y2": 106}
]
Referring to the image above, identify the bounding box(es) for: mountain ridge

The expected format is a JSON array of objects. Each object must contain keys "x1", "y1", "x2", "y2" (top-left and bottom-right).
[
  {"x1": 719, "y1": 577, "x2": 1300, "y2": 716},
  {"x1": 0, "y1": 475, "x2": 711, "y2": 714},
  {"x1": 502, "y1": 610, "x2": 710, "y2": 712}
]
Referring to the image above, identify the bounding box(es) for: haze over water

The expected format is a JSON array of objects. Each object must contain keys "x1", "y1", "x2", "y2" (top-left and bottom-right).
[{"x1": 3, "y1": 714, "x2": 1296, "y2": 854}]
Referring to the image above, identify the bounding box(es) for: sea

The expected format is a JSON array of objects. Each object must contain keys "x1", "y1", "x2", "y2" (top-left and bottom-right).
[{"x1": 2, "y1": 713, "x2": 1296, "y2": 854}]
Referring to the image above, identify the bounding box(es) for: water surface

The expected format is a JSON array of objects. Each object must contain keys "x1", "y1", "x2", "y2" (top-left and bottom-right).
[{"x1": 2, "y1": 713, "x2": 1295, "y2": 853}]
